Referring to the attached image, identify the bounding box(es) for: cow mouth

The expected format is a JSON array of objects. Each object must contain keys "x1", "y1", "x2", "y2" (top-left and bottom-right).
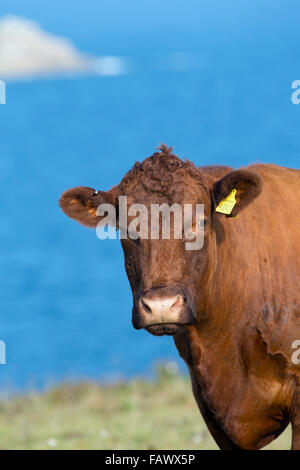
[{"x1": 144, "y1": 323, "x2": 184, "y2": 336}]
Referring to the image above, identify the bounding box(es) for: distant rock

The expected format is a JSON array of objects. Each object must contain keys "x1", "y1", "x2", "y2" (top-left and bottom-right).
[{"x1": 0, "y1": 16, "x2": 127, "y2": 79}]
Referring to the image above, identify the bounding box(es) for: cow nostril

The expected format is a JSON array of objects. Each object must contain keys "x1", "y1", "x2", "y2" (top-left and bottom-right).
[
  {"x1": 139, "y1": 293, "x2": 188, "y2": 327},
  {"x1": 171, "y1": 294, "x2": 183, "y2": 311},
  {"x1": 141, "y1": 297, "x2": 152, "y2": 314},
  {"x1": 140, "y1": 294, "x2": 184, "y2": 317}
]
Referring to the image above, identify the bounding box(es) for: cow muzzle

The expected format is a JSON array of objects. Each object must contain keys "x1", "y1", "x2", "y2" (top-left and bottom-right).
[{"x1": 135, "y1": 289, "x2": 194, "y2": 336}]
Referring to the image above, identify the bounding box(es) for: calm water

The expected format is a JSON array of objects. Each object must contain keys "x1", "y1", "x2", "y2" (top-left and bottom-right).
[{"x1": 0, "y1": 1, "x2": 299, "y2": 389}]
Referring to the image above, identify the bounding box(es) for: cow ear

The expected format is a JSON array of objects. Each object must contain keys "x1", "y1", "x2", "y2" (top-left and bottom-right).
[
  {"x1": 212, "y1": 170, "x2": 263, "y2": 218},
  {"x1": 59, "y1": 186, "x2": 118, "y2": 228}
]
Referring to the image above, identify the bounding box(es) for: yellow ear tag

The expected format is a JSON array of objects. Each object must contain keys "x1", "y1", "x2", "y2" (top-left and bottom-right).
[{"x1": 215, "y1": 189, "x2": 237, "y2": 215}]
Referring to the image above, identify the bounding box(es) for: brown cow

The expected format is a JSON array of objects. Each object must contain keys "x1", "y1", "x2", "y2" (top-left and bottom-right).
[{"x1": 59, "y1": 145, "x2": 300, "y2": 450}]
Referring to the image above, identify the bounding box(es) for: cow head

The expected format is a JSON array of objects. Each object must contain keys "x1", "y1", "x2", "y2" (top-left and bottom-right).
[{"x1": 59, "y1": 145, "x2": 263, "y2": 336}]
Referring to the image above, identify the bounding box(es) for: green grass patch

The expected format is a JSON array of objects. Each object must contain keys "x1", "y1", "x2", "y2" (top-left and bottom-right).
[{"x1": 0, "y1": 365, "x2": 291, "y2": 450}]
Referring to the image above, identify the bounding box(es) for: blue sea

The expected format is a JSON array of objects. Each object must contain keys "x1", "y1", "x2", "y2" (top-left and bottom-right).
[{"x1": 0, "y1": 0, "x2": 299, "y2": 390}]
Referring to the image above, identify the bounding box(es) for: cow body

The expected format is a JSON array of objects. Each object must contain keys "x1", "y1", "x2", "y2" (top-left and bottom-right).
[
  {"x1": 60, "y1": 147, "x2": 300, "y2": 449},
  {"x1": 175, "y1": 163, "x2": 300, "y2": 449}
]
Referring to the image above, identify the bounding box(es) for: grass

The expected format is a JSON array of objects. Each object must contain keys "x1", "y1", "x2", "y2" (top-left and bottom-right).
[{"x1": 0, "y1": 364, "x2": 291, "y2": 450}]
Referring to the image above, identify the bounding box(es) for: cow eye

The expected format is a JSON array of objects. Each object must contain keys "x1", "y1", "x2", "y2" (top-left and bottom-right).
[
  {"x1": 199, "y1": 219, "x2": 209, "y2": 229},
  {"x1": 127, "y1": 234, "x2": 140, "y2": 245},
  {"x1": 182, "y1": 219, "x2": 207, "y2": 242}
]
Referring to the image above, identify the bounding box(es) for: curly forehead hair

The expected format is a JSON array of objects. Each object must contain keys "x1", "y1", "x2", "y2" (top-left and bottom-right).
[{"x1": 119, "y1": 144, "x2": 206, "y2": 195}]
